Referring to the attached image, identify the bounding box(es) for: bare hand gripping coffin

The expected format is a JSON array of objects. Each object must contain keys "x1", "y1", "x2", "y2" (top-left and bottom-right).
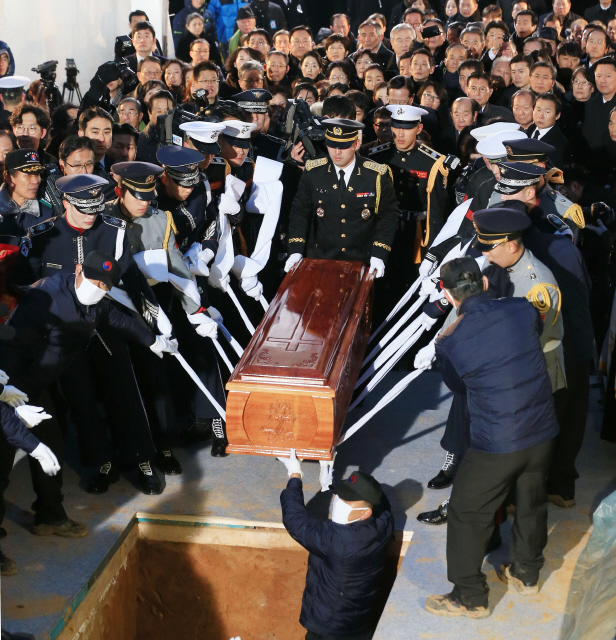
[{"x1": 226, "y1": 259, "x2": 374, "y2": 460}]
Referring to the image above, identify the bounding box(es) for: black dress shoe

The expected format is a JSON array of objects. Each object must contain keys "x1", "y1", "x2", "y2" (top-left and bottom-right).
[
  {"x1": 156, "y1": 449, "x2": 182, "y2": 475},
  {"x1": 417, "y1": 499, "x2": 448, "y2": 525},
  {"x1": 210, "y1": 418, "x2": 229, "y2": 457},
  {"x1": 428, "y1": 452, "x2": 459, "y2": 489},
  {"x1": 138, "y1": 461, "x2": 163, "y2": 495},
  {"x1": 86, "y1": 462, "x2": 120, "y2": 494}
]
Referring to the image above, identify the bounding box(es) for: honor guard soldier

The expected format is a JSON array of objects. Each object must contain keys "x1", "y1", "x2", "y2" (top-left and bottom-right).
[
  {"x1": 9, "y1": 173, "x2": 171, "y2": 495},
  {"x1": 155, "y1": 146, "x2": 227, "y2": 452},
  {"x1": 286, "y1": 118, "x2": 399, "y2": 278},
  {"x1": 179, "y1": 120, "x2": 226, "y2": 176},
  {"x1": 473, "y1": 199, "x2": 566, "y2": 393},
  {"x1": 110, "y1": 162, "x2": 229, "y2": 456},
  {"x1": 0, "y1": 76, "x2": 30, "y2": 127},
  {"x1": 231, "y1": 89, "x2": 284, "y2": 162}
]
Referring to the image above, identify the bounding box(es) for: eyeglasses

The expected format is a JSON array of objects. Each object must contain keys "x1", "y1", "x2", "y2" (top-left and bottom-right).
[
  {"x1": 65, "y1": 160, "x2": 95, "y2": 171},
  {"x1": 251, "y1": 40, "x2": 267, "y2": 47},
  {"x1": 422, "y1": 92, "x2": 440, "y2": 102},
  {"x1": 329, "y1": 74, "x2": 348, "y2": 82},
  {"x1": 192, "y1": 48, "x2": 210, "y2": 54},
  {"x1": 14, "y1": 124, "x2": 41, "y2": 134},
  {"x1": 468, "y1": 85, "x2": 489, "y2": 92},
  {"x1": 119, "y1": 108, "x2": 139, "y2": 116},
  {"x1": 531, "y1": 74, "x2": 552, "y2": 80},
  {"x1": 588, "y1": 38, "x2": 605, "y2": 45},
  {"x1": 573, "y1": 80, "x2": 591, "y2": 86},
  {"x1": 142, "y1": 70, "x2": 161, "y2": 78}
]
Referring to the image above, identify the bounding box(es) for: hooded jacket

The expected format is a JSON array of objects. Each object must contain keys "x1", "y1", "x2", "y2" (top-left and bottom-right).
[
  {"x1": 172, "y1": 0, "x2": 218, "y2": 48},
  {"x1": 0, "y1": 41, "x2": 15, "y2": 77}
]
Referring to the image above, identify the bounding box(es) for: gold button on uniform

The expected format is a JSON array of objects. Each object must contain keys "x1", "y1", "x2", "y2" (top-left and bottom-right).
[
  {"x1": 341, "y1": 233, "x2": 346, "y2": 238},
  {"x1": 341, "y1": 248, "x2": 346, "y2": 251},
  {"x1": 341, "y1": 219, "x2": 346, "y2": 223},
  {"x1": 341, "y1": 204, "x2": 346, "y2": 208}
]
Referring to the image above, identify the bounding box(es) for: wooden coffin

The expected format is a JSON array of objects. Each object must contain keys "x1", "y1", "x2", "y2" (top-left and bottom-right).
[{"x1": 226, "y1": 259, "x2": 374, "y2": 460}]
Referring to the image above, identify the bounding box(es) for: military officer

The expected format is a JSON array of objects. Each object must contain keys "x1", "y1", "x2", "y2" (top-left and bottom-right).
[
  {"x1": 286, "y1": 118, "x2": 399, "y2": 278},
  {"x1": 155, "y1": 146, "x2": 228, "y2": 455},
  {"x1": 109, "y1": 162, "x2": 229, "y2": 456},
  {"x1": 179, "y1": 120, "x2": 226, "y2": 175},
  {"x1": 231, "y1": 89, "x2": 284, "y2": 162}
]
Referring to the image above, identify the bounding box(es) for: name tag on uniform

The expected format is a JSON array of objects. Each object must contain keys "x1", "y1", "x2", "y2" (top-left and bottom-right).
[
  {"x1": 210, "y1": 181, "x2": 223, "y2": 190},
  {"x1": 45, "y1": 263, "x2": 62, "y2": 269},
  {"x1": 409, "y1": 170, "x2": 428, "y2": 179},
  {"x1": 356, "y1": 192, "x2": 375, "y2": 197}
]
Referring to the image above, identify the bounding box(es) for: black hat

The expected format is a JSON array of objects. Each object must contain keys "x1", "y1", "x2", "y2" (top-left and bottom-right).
[
  {"x1": 237, "y1": 5, "x2": 255, "y2": 19},
  {"x1": 156, "y1": 145, "x2": 203, "y2": 187},
  {"x1": 472, "y1": 207, "x2": 531, "y2": 249},
  {"x1": 231, "y1": 89, "x2": 273, "y2": 113},
  {"x1": 332, "y1": 470, "x2": 383, "y2": 506},
  {"x1": 440, "y1": 256, "x2": 482, "y2": 290},
  {"x1": 55, "y1": 174, "x2": 109, "y2": 214},
  {"x1": 82, "y1": 251, "x2": 121, "y2": 290},
  {"x1": 0, "y1": 303, "x2": 16, "y2": 341},
  {"x1": 494, "y1": 161, "x2": 546, "y2": 195},
  {"x1": 111, "y1": 161, "x2": 163, "y2": 201},
  {"x1": 538, "y1": 26, "x2": 558, "y2": 41},
  {"x1": 4, "y1": 149, "x2": 44, "y2": 174},
  {"x1": 323, "y1": 118, "x2": 365, "y2": 149},
  {"x1": 503, "y1": 138, "x2": 555, "y2": 163}
]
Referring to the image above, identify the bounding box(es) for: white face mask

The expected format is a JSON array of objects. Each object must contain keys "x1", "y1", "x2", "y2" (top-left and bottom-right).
[
  {"x1": 331, "y1": 495, "x2": 368, "y2": 525},
  {"x1": 75, "y1": 274, "x2": 107, "y2": 306}
]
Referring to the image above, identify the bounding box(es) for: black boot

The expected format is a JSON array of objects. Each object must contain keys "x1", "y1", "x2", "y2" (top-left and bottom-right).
[
  {"x1": 86, "y1": 462, "x2": 120, "y2": 494},
  {"x1": 417, "y1": 498, "x2": 449, "y2": 525},
  {"x1": 211, "y1": 418, "x2": 229, "y2": 457},
  {"x1": 428, "y1": 452, "x2": 459, "y2": 490},
  {"x1": 156, "y1": 449, "x2": 182, "y2": 475},
  {"x1": 137, "y1": 461, "x2": 163, "y2": 495}
]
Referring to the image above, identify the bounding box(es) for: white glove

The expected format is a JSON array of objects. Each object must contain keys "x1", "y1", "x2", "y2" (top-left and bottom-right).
[
  {"x1": 369, "y1": 257, "x2": 385, "y2": 278},
  {"x1": 29, "y1": 443, "x2": 60, "y2": 476},
  {"x1": 15, "y1": 405, "x2": 52, "y2": 428},
  {"x1": 188, "y1": 312, "x2": 218, "y2": 339},
  {"x1": 0, "y1": 385, "x2": 29, "y2": 407},
  {"x1": 150, "y1": 335, "x2": 179, "y2": 358},
  {"x1": 0, "y1": 369, "x2": 8, "y2": 385},
  {"x1": 207, "y1": 306, "x2": 223, "y2": 323},
  {"x1": 319, "y1": 452, "x2": 337, "y2": 492},
  {"x1": 420, "y1": 277, "x2": 437, "y2": 297},
  {"x1": 419, "y1": 258, "x2": 437, "y2": 278},
  {"x1": 185, "y1": 245, "x2": 215, "y2": 277},
  {"x1": 219, "y1": 191, "x2": 241, "y2": 216},
  {"x1": 277, "y1": 448, "x2": 303, "y2": 477},
  {"x1": 240, "y1": 276, "x2": 263, "y2": 299},
  {"x1": 284, "y1": 253, "x2": 303, "y2": 273},
  {"x1": 208, "y1": 264, "x2": 230, "y2": 292},
  {"x1": 420, "y1": 313, "x2": 438, "y2": 331},
  {"x1": 585, "y1": 219, "x2": 608, "y2": 236},
  {"x1": 414, "y1": 341, "x2": 436, "y2": 370}
]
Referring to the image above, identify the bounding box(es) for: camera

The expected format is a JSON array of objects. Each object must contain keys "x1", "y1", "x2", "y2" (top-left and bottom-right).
[
  {"x1": 115, "y1": 58, "x2": 139, "y2": 94},
  {"x1": 32, "y1": 60, "x2": 58, "y2": 82},
  {"x1": 65, "y1": 59, "x2": 79, "y2": 88},
  {"x1": 154, "y1": 106, "x2": 201, "y2": 149},
  {"x1": 422, "y1": 25, "x2": 441, "y2": 39},
  {"x1": 444, "y1": 154, "x2": 461, "y2": 171},
  {"x1": 115, "y1": 35, "x2": 136, "y2": 60},
  {"x1": 32, "y1": 60, "x2": 62, "y2": 112},
  {"x1": 281, "y1": 99, "x2": 325, "y2": 160},
  {"x1": 584, "y1": 202, "x2": 615, "y2": 226}
]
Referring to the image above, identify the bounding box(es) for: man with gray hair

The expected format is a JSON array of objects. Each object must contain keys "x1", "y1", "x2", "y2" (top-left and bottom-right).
[
  {"x1": 386, "y1": 23, "x2": 415, "y2": 72},
  {"x1": 238, "y1": 60, "x2": 265, "y2": 91},
  {"x1": 460, "y1": 25, "x2": 486, "y2": 59},
  {"x1": 354, "y1": 19, "x2": 392, "y2": 67}
]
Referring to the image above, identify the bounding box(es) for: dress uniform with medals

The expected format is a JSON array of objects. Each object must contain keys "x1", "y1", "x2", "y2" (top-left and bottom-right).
[
  {"x1": 287, "y1": 119, "x2": 399, "y2": 266},
  {"x1": 231, "y1": 89, "x2": 284, "y2": 162},
  {"x1": 155, "y1": 146, "x2": 227, "y2": 453},
  {"x1": 473, "y1": 196, "x2": 566, "y2": 393}
]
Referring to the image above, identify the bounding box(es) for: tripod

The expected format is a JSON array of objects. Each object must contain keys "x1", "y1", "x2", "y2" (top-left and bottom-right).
[{"x1": 63, "y1": 81, "x2": 82, "y2": 105}]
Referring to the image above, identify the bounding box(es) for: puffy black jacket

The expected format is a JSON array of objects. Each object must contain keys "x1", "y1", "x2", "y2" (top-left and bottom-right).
[
  {"x1": 436, "y1": 292, "x2": 559, "y2": 453},
  {"x1": 281, "y1": 478, "x2": 394, "y2": 638}
]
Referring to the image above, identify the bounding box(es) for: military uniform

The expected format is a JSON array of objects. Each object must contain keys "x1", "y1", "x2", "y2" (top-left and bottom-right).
[{"x1": 287, "y1": 154, "x2": 399, "y2": 264}]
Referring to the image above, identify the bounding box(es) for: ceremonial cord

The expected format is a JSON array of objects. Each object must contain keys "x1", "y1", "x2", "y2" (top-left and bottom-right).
[
  {"x1": 563, "y1": 203, "x2": 585, "y2": 229},
  {"x1": 422, "y1": 156, "x2": 449, "y2": 247},
  {"x1": 162, "y1": 211, "x2": 178, "y2": 251},
  {"x1": 526, "y1": 283, "x2": 562, "y2": 324}
]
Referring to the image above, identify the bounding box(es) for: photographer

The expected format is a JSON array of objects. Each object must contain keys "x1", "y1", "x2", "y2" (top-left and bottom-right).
[
  {"x1": 136, "y1": 90, "x2": 176, "y2": 163},
  {"x1": 45, "y1": 103, "x2": 79, "y2": 159}
]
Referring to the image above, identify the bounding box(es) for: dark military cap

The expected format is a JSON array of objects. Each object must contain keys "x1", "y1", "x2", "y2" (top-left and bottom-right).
[
  {"x1": 440, "y1": 256, "x2": 482, "y2": 290},
  {"x1": 82, "y1": 250, "x2": 121, "y2": 290},
  {"x1": 55, "y1": 174, "x2": 109, "y2": 214},
  {"x1": 494, "y1": 161, "x2": 547, "y2": 195},
  {"x1": 111, "y1": 161, "x2": 163, "y2": 201},
  {"x1": 231, "y1": 89, "x2": 273, "y2": 113},
  {"x1": 236, "y1": 5, "x2": 255, "y2": 19},
  {"x1": 503, "y1": 138, "x2": 555, "y2": 163},
  {"x1": 323, "y1": 118, "x2": 365, "y2": 148},
  {"x1": 538, "y1": 26, "x2": 559, "y2": 41},
  {"x1": 472, "y1": 207, "x2": 532, "y2": 248},
  {"x1": 156, "y1": 145, "x2": 203, "y2": 187},
  {"x1": 332, "y1": 470, "x2": 383, "y2": 506},
  {"x1": 4, "y1": 149, "x2": 44, "y2": 174}
]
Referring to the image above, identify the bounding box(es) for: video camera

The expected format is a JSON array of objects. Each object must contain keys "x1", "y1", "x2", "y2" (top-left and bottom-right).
[
  {"x1": 32, "y1": 60, "x2": 63, "y2": 112},
  {"x1": 281, "y1": 99, "x2": 325, "y2": 160},
  {"x1": 115, "y1": 35, "x2": 136, "y2": 60},
  {"x1": 79, "y1": 57, "x2": 139, "y2": 114}
]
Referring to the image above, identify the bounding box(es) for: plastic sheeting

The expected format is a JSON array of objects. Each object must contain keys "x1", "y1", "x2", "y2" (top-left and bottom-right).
[
  {"x1": 560, "y1": 490, "x2": 616, "y2": 640},
  {"x1": 1, "y1": 0, "x2": 172, "y2": 89}
]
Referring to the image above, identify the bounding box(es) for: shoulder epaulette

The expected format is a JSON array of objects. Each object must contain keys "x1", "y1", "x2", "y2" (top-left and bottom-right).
[
  {"x1": 563, "y1": 203, "x2": 585, "y2": 229},
  {"x1": 363, "y1": 160, "x2": 388, "y2": 175},
  {"x1": 526, "y1": 282, "x2": 562, "y2": 325},
  {"x1": 305, "y1": 157, "x2": 328, "y2": 171},
  {"x1": 369, "y1": 142, "x2": 392, "y2": 155},
  {"x1": 418, "y1": 144, "x2": 443, "y2": 161},
  {"x1": 28, "y1": 218, "x2": 56, "y2": 236},
  {"x1": 265, "y1": 134, "x2": 284, "y2": 144},
  {"x1": 102, "y1": 215, "x2": 127, "y2": 229}
]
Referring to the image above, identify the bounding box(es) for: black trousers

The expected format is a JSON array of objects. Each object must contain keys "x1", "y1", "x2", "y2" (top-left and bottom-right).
[
  {"x1": 447, "y1": 438, "x2": 555, "y2": 608},
  {"x1": 440, "y1": 392, "x2": 470, "y2": 457},
  {"x1": 549, "y1": 359, "x2": 590, "y2": 497},
  {"x1": 305, "y1": 630, "x2": 373, "y2": 640}
]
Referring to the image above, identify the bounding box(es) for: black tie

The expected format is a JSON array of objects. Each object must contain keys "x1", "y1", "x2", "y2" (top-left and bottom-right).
[
  {"x1": 338, "y1": 169, "x2": 346, "y2": 191},
  {"x1": 533, "y1": 129, "x2": 540, "y2": 139}
]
